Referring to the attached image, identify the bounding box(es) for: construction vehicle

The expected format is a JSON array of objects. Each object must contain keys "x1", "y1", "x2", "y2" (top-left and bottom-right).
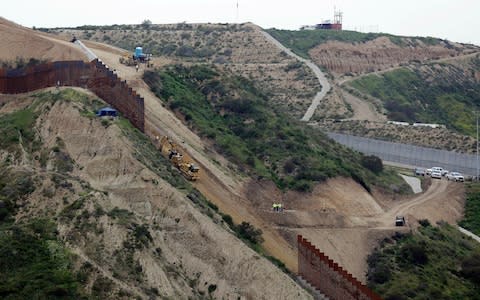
[
  {"x1": 157, "y1": 136, "x2": 200, "y2": 181},
  {"x1": 395, "y1": 216, "x2": 406, "y2": 226},
  {"x1": 119, "y1": 54, "x2": 135, "y2": 66},
  {"x1": 119, "y1": 47, "x2": 152, "y2": 66}
]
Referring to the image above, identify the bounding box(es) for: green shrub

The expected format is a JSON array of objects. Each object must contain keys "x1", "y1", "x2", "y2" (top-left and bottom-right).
[
  {"x1": 367, "y1": 223, "x2": 480, "y2": 299},
  {"x1": 460, "y1": 253, "x2": 480, "y2": 284},
  {"x1": 0, "y1": 220, "x2": 83, "y2": 299},
  {"x1": 418, "y1": 219, "x2": 431, "y2": 227},
  {"x1": 400, "y1": 242, "x2": 428, "y2": 265},
  {"x1": 361, "y1": 155, "x2": 384, "y2": 174},
  {"x1": 236, "y1": 222, "x2": 264, "y2": 245},
  {"x1": 459, "y1": 183, "x2": 480, "y2": 235}
]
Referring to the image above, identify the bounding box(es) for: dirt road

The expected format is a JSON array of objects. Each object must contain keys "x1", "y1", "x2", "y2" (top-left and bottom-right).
[
  {"x1": 260, "y1": 30, "x2": 331, "y2": 122},
  {"x1": 286, "y1": 178, "x2": 464, "y2": 282}
]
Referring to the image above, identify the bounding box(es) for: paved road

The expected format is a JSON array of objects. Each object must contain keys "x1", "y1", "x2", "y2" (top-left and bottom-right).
[
  {"x1": 400, "y1": 174, "x2": 422, "y2": 194},
  {"x1": 458, "y1": 226, "x2": 480, "y2": 243},
  {"x1": 260, "y1": 30, "x2": 331, "y2": 121}
]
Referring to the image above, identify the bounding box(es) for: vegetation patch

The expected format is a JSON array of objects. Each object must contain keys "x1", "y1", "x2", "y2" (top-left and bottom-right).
[
  {"x1": 0, "y1": 219, "x2": 85, "y2": 299},
  {"x1": 349, "y1": 63, "x2": 480, "y2": 136},
  {"x1": 266, "y1": 29, "x2": 443, "y2": 59},
  {"x1": 0, "y1": 167, "x2": 35, "y2": 224},
  {"x1": 367, "y1": 222, "x2": 480, "y2": 299},
  {"x1": 459, "y1": 183, "x2": 480, "y2": 235},
  {"x1": 144, "y1": 64, "x2": 407, "y2": 192},
  {"x1": 0, "y1": 106, "x2": 39, "y2": 158}
]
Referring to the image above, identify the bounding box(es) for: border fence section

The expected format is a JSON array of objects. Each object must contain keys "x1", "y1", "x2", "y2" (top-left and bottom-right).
[
  {"x1": 0, "y1": 59, "x2": 144, "y2": 132},
  {"x1": 328, "y1": 132, "x2": 478, "y2": 176}
]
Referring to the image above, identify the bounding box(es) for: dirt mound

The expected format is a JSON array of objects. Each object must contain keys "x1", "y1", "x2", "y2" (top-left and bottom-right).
[
  {"x1": 0, "y1": 17, "x2": 85, "y2": 62},
  {"x1": 309, "y1": 36, "x2": 476, "y2": 76}
]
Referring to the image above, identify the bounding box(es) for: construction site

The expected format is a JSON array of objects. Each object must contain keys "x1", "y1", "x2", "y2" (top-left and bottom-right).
[{"x1": 1, "y1": 14, "x2": 479, "y2": 299}]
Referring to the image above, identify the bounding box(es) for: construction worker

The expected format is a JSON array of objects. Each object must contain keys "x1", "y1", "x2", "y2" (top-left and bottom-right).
[
  {"x1": 278, "y1": 203, "x2": 283, "y2": 212},
  {"x1": 272, "y1": 203, "x2": 277, "y2": 211},
  {"x1": 136, "y1": 64, "x2": 139, "y2": 72}
]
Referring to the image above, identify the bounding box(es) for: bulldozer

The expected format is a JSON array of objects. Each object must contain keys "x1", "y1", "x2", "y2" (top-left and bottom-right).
[{"x1": 157, "y1": 136, "x2": 200, "y2": 181}]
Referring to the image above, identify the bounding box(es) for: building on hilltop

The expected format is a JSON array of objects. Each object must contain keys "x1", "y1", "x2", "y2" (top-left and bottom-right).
[{"x1": 300, "y1": 8, "x2": 343, "y2": 31}]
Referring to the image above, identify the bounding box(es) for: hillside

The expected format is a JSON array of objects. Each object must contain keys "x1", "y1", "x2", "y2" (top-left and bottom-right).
[
  {"x1": 142, "y1": 64, "x2": 410, "y2": 193},
  {"x1": 2, "y1": 16, "x2": 474, "y2": 294},
  {"x1": 267, "y1": 29, "x2": 478, "y2": 77},
  {"x1": 268, "y1": 28, "x2": 480, "y2": 151},
  {"x1": 46, "y1": 23, "x2": 320, "y2": 119},
  {"x1": 367, "y1": 222, "x2": 480, "y2": 299},
  {"x1": 347, "y1": 55, "x2": 480, "y2": 137},
  {"x1": 0, "y1": 88, "x2": 311, "y2": 299},
  {"x1": 0, "y1": 17, "x2": 85, "y2": 65}
]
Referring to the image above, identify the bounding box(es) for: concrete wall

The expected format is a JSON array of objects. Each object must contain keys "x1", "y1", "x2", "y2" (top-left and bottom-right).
[
  {"x1": 0, "y1": 60, "x2": 144, "y2": 132},
  {"x1": 328, "y1": 132, "x2": 478, "y2": 176},
  {"x1": 298, "y1": 235, "x2": 382, "y2": 300}
]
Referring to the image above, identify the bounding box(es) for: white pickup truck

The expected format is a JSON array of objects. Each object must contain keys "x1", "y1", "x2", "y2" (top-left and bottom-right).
[{"x1": 430, "y1": 167, "x2": 448, "y2": 176}]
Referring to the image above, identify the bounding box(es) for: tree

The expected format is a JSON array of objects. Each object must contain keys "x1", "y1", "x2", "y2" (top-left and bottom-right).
[
  {"x1": 361, "y1": 155, "x2": 384, "y2": 174},
  {"x1": 236, "y1": 222, "x2": 264, "y2": 244},
  {"x1": 141, "y1": 19, "x2": 152, "y2": 29}
]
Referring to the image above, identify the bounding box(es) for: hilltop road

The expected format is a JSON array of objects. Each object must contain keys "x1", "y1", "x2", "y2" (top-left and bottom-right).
[{"x1": 260, "y1": 30, "x2": 331, "y2": 121}]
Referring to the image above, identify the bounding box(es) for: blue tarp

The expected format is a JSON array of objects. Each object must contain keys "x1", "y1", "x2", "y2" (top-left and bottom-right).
[{"x1": 96, "y1": 107, "x2": 117, "y2": 117}]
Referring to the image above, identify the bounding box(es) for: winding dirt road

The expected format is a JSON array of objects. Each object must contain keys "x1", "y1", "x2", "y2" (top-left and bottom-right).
[{"x1": 260, "y1": 30, "x2": 331, "y2": 121}]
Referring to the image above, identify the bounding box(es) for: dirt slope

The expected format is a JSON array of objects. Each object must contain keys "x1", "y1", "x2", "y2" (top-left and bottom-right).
[
  {"x1": 0, "y1": 17, "x2": 85, "y2": 62},
  {"x1": 288, "y1": 179, "x2": 464, "y2": 282},
  {"x1": 309, "y1": 36, "x2": 476, "y2": 77},
  {"x1": 3, "y1": 90, "x2": 312, "y2": 299}
]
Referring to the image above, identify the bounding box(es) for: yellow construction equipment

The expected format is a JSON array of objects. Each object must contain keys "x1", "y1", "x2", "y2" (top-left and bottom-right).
[
  {"x1": 157, "y1": 136, "x2": 200, "y2": 181},
  {"x1": 119, "y1": 54, "x2": 135, "y2": 66}
]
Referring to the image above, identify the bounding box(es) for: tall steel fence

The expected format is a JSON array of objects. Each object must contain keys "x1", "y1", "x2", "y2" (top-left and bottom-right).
[
  {"x1": 0, "y1": 60, "x2": 145, "y2": 132},
  {"x1": 328, "y1": 132, "x2": 479, "y2": 176}
]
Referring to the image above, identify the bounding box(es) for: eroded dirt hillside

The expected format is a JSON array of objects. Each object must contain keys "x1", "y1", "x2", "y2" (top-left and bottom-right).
[
  {"x1": 0, "y1": 17, "x2": 85, "y2": 63},
  {"x1": 1, "y1": 89, "x2": 312, "y2": 299},
  {"x1": 309, "y1": 36, "x2": 477, "y2": 77}
]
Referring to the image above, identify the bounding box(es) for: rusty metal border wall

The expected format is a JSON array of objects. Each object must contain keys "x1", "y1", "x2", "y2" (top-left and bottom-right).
[
  {"x1": 0, "y1": 60, "x2": 144, "y2": 132},
  {"x1": 298, "y1": 235, "x2": 382, "y2": 300}
]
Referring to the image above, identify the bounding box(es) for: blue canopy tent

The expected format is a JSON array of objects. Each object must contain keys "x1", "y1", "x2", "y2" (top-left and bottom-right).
[{"x1": 96, "y1": 107, "x2": 117, "y2": 117}]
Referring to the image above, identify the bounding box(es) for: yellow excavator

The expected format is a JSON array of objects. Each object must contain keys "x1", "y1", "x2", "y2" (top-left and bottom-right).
[
  {"x1": 119, "y1": 54, "x2": 135, "y2": 66},
  {"x1": 157, "y1": 136, "x2": 200, "y2": 181}
]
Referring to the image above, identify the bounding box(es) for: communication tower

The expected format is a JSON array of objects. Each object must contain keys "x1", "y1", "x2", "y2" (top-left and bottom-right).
[{"x1": 334, "y1": 8, "x2": 343, "y2": 25}]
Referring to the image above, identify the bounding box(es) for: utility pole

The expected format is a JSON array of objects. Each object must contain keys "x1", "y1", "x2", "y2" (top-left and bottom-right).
[
  {"x1": 236, "y1": 1, "x2": 239, "y2": 23},
  {"x1": 477, "y1": 110, "x2": 479, "y2": 180}
]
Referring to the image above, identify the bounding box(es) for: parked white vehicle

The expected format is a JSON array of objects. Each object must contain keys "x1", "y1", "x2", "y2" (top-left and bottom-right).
[
  {"x1": 431, "y1": 167, "x2": 448, "y2": 176},
  {"x1": 446, "y1": 172, "x2": 464, "y2": 182},
  {"x1": 431, "y1": 170, "x2": 442, "y2": 179}
]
